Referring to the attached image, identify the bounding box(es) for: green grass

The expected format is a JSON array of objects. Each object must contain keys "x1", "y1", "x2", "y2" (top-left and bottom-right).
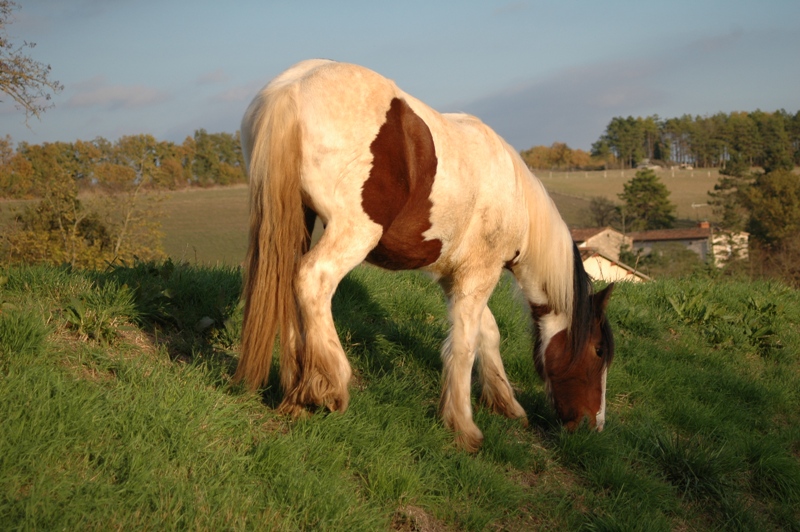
[{"x1": 1, "y1": 261, "x2": 799, "y2": 530}]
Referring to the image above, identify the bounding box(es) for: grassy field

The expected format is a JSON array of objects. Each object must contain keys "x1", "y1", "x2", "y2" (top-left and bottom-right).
[
  {"x1": 536, "y1": 168, "x2": 721, "y2": 221},
  {"x1": 1, "y1": 261, "x2": 799, "y2": 530},
  {"x1": 160, "y1": 185, "x2": 250, "y2": 266}
]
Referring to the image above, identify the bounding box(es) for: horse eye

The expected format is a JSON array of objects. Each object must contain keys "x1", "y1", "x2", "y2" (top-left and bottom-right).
[{"x1": 594, "y1": 346, "x2": 604, "y2": 358}]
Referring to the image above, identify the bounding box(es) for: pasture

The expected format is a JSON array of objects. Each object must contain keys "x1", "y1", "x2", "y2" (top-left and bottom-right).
[
  {"x1": 1, "y1": 261, "x2": 799, "y2": 530},
  {"x1": 537, "y1": 168, "x2": 721, "y2": 221},
  {"x1": 160, "y1": 185, "x2": 249, "y2": 265}
]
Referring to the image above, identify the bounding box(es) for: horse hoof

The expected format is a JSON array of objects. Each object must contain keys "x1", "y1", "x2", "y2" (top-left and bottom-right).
[
  {"x1": 454, "y1": 427, "x2": 484, "y2": 453},
  {"x1": 277, "y1": 400, "x2": 308, "y2": 418},
  {"x1": 324, "y1": 393, "x2": 349, "y2": 413}
]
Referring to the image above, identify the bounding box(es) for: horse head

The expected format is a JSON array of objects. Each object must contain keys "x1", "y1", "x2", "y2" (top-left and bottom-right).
[{"x1": 532, "y1": 283, "x2": 615, "y2": 431}]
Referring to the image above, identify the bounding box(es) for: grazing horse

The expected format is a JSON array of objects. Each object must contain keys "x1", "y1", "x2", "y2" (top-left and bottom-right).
[{"x1": 235, "y1": 59, "x2": 615, "y2": 451}]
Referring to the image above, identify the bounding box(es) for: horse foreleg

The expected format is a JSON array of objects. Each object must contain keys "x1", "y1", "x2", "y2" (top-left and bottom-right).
[
  {"x1": 279, "y1": 220, "x2": 380, "y2": 416},
  {"x1": 476, "y1": 308, "x2": 528, "y2": 425},
  {"x1": 438, "y1": 278, "x2": 496, "y2": 452}
]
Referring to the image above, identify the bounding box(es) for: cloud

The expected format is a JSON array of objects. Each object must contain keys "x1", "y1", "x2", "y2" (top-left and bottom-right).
[
  {"x1": 196, "y1": 68, "x2": 229, "y2": 85},
  {"x1": 66, "y1": 76, "x2": 169, "y2": 110},
  {"x1": 210, "y1": 80, "x2": 265, "y2": 104}
]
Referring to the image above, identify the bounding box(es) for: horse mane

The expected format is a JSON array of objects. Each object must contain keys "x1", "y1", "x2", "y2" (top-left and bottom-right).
[
  {"x1": 506, "y1": 145, "x2": 597, "y2": 364},
  {"x1": 570, "y1": 242, "x2": 593, "y2": 364},
  {"x1": 507, "y1": 146, "x2": 574, "y2": 313}
]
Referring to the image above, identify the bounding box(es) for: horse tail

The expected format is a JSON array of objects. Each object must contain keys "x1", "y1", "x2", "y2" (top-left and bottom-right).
[{"x1": 235, "y1": 85, "x2": 307, "y2": 392}]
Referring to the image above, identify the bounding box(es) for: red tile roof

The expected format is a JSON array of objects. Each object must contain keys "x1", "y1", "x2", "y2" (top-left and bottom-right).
[
  {"x1": 627, "y1": 227, "x2": 711, "y2": 242},
  {"x1": 570, "y1": 227, "x2": 612, "y2": 243}
]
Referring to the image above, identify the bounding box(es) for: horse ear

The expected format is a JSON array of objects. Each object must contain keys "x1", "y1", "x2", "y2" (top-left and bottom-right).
[{"x1": 593, "y1": 283, "x2": 614, "y2": 315}]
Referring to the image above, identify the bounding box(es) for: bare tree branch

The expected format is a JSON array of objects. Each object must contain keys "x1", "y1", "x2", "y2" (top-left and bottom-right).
[{"x1": 0, "y1": 1, "x2": 63, "y2": 122}]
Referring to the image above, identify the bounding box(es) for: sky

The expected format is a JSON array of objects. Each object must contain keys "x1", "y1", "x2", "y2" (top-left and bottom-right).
[{"x1": 2, "y1": 0, "x2": 800, "y2": 152}]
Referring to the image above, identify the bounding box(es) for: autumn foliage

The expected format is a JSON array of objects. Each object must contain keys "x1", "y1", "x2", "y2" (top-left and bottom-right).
[{"x1": 0, "y1": 130, "x2": 245, "y2": 268}]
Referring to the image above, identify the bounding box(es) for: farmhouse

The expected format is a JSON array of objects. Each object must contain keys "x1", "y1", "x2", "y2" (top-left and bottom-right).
[
  {"x1": 627, "y1": 223, "x2": 714, "y2": 261},
  {"x1": 627, "y1": 221, "x2": 749, "y2": 267},
  {"x1": 570, "y1": 222, "x2": 749, "y2": 280},
  {"x1": 571, "y1": 227, "x2": 648, "y2": 283},
  {"x1": 579, "y1": 248, "x2": 651, "y2": 284},
  {"x1": 570, "y1": 227, "x2": 632, "y2": 262}
]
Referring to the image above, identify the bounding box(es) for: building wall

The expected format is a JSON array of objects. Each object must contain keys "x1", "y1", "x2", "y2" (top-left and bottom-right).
[
  {"x1": 582, "y1": 255, "x2": 646, "y2": 283},
  {"x1": 634, "y1": 238, "x2": 710, "y2": 261},
  {"x1": 711, "y1": 231, "x2": 749, "y2": 266}
]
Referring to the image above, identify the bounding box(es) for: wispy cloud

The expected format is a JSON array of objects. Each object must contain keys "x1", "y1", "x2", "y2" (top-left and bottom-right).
[
  {"x1": 196, "y1": 68, "x2": 229, "y2": 85},
  {"x1": 66, "y1": 76, "x2": 169, "y2": 110},
  {"x1": 210, "y1": 80, "x2": 264, "y2": 104}
]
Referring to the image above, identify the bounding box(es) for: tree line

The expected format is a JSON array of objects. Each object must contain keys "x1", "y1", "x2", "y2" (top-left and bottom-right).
[
  {"x1": 0, "y1": 130, "x2": 247, "y2": 268},
  {"x1": 521, "y1": 110, "x2": 800, "y2": 172},
  {"x1": 591, "y1": 110, "x2": 800, "y2": 171},
  {"x1": 0, "y1": 130, "x2": 246, "y2": 199}
]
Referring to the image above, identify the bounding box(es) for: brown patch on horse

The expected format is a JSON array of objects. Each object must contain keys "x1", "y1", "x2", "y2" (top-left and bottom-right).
[{"x1": 362, "y1": 97, "x2": 442, "y2": 269}]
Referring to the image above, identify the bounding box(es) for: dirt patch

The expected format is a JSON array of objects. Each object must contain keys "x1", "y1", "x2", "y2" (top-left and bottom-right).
[{"x1": 392, "y1": 505, "x2": 450, "y2": 532}]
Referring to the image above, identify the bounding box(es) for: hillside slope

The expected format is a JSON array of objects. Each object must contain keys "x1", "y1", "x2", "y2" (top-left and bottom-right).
[{"x1": 1, "y1": 263, "x2": 798, "y2": 530}]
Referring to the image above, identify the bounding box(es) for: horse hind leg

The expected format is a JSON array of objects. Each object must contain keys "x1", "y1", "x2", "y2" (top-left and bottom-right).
[
  {"x1": 476, "y1": 308, "x2": 528, "y2": 425},
  {"x1": 277, "y1": 205, "x2": 319, "y2": 411},
  {"x1": 279, "y1": 218, "x2": 381, "y2": 416}
]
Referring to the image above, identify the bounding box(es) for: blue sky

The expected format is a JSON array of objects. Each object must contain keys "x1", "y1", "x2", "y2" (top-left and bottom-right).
[{"x1": 3, "y1": 0, "x2": 799, "y2": 151}]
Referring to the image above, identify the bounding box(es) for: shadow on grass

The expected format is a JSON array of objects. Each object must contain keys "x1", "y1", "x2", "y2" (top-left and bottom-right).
[
  {"x1": 92, "y1": 261, "x2": 445, "y2": 402},
  {"x1": 91, "y1": 259, "x2": 560, "y2": 439},
  {"x1": 332, "y1": 273, "x2": 445, "y2": 376}
]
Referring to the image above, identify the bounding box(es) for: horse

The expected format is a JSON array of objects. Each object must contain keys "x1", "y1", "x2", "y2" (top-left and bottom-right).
[{"x1": 234, "y1": 59, "x2": 615, "y2": 452}]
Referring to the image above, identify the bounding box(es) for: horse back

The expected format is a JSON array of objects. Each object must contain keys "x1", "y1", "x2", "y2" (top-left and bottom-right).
[{"x1": 251, "y1": 60, "x2": 530, "y2": 275}]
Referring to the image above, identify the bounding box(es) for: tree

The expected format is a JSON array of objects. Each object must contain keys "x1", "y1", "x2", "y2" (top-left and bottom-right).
[
  {"x1": 587, "y1": 196, "x2": 620, "y2": 228},
  {"x1": 589, "y1": 139, "x2": 616, "y2": 169},
  {"x1": 0, "y1": 135, "x2": 165, "y2": 268},
  {"x1": 754, "y1": 111, "x2": 794, "y2": 173},
  {"x1": 598, "y1": 116, "x2": 645, "y2": 168},
  {"x1": 548, "y1": 142, "x2": 572, "y2": 169},
  {"x1": 0, "y1": 1, "x2": 63, "y2": 120},
  {"x1": 0, "y1": 134, "x2": 34, "y2": 197},
  {"x1": 618, "y1": 169, "x2": 676, "y2": 231},
  {"x1": 708, "y1": 152, "x2": 752, "y2": 231},
  {"x1": 742, "y1": 169, "x2": 800, "y2": 248}
]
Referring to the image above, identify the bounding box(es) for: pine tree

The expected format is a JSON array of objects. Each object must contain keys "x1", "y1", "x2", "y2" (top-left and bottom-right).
[{"x1": 618, "y1": 169, "x2": 676, "y2": 231}]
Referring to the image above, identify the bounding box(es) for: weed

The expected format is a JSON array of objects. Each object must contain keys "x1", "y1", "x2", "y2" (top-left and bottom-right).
[
  {"x1": 647, "y1": 430, "x2": 736, "y2": 501},
  {"x1": 62, "y1": 282, "x2": 137, "y2": 343},
  {"x1": 745, "y1": 437, "x2": 800, "y2": 503}
]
